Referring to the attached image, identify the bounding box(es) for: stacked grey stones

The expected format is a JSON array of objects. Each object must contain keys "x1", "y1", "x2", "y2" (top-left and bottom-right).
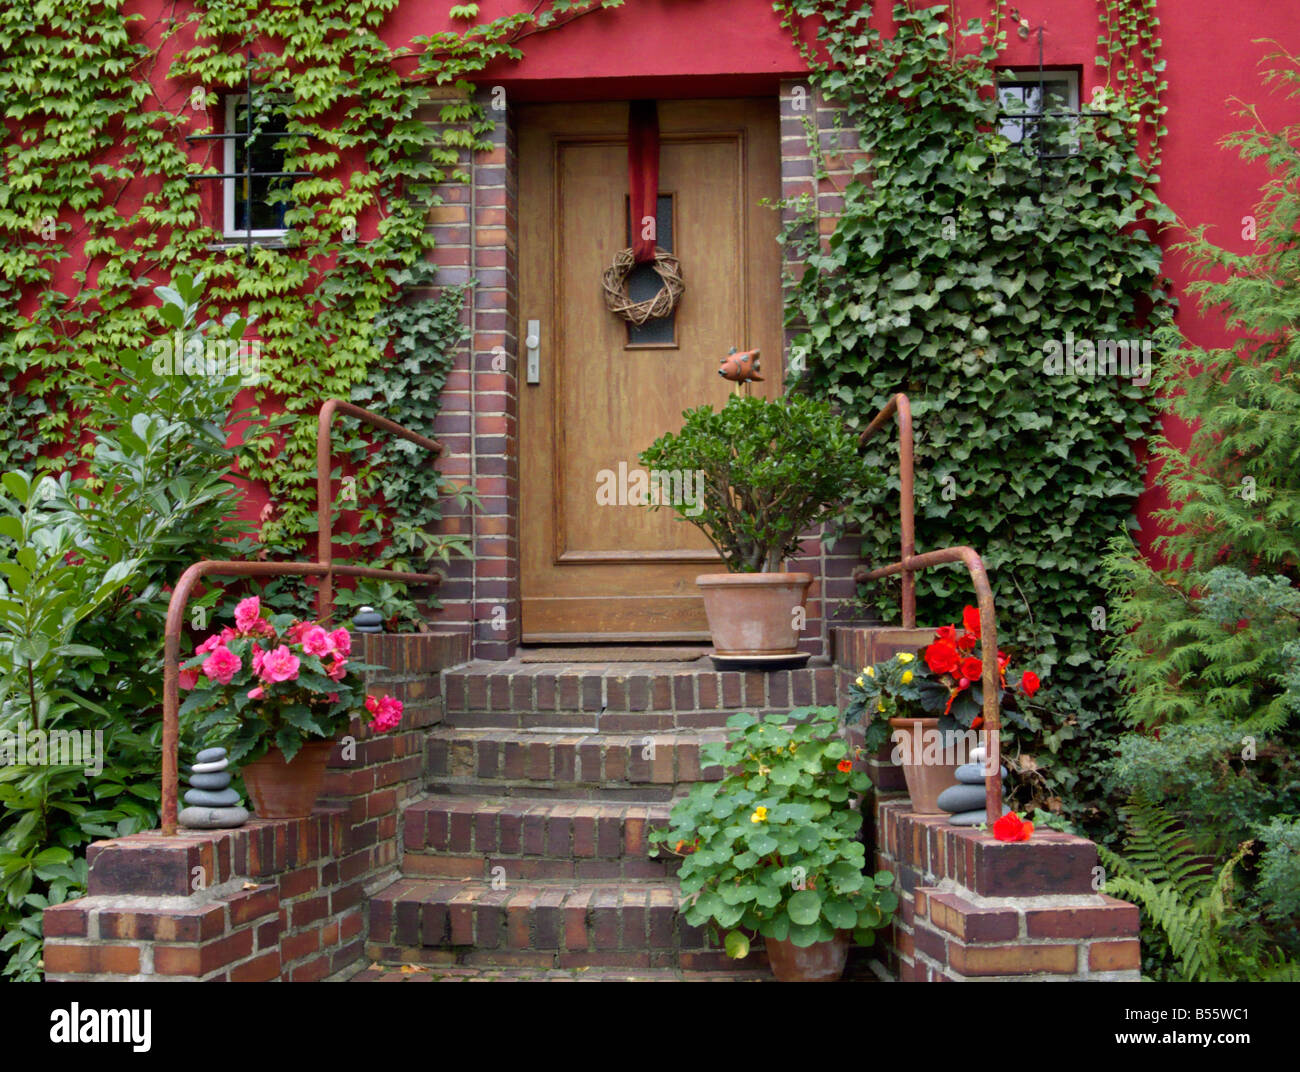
[
  {"x1": 935, "y1": 746, "x2": 1006, "y2": 827},
  {"x1": 352, "y1": 605, "x2": 384, "y2": 633},
  {"x1": 178, "y1": 746, "x2": 249, "y2": 829}
]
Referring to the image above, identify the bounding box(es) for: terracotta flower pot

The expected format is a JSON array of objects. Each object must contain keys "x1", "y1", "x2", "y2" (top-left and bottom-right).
[
  {"x1": 887, "y1": 717, "x2": 962, "y2": 814},
  {"x1": 765, "y1": 931, "x2": 849, "y2": 982},
  {"x1": 695, "y1": 572, "x2": 813, "y2": 656},
  {"x1": 242, "y1": 739, "x2": 336, "y2": 819}
]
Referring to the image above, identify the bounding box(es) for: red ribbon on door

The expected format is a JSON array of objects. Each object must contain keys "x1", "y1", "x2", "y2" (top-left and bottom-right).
[{"x1": 628, "y1": 100, "x2": 659, "y2": 264}]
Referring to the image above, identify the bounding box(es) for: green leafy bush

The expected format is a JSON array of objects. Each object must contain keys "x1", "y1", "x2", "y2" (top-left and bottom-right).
[
  {"x1": 638, "y1": 393, "x2": 879, "y2": 572},
  {"x1": 0, "y1": 274, "x2": 259, "y2": 979},
  {"x1": 1099, "y1": 795, "x2": 1298, "y2": 981},
  {"x1": 648, "y1": 706, "x2": 897, "y2": 959},
  {"x1": 775, "y1": 1, "x2": 1171, "y2": 831}
]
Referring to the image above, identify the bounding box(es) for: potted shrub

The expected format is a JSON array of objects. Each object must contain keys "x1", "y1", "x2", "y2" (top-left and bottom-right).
[
  {"x1": 178, "y1": 595, "x2": 404, "y2": 818},
  {"x1": 844, "y1": 606, "x2": 1039, "y2": 813},
  {"x1": 649, "y1": 705, "x2": 898, "y2": 981},
  {"x1": 639, "y1": 394, "x2": 879, "y2": 665}
]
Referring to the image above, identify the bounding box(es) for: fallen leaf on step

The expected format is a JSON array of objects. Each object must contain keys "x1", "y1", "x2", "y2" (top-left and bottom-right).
[{"x1": 241, "y1": 882, "x2": 260, "y2": 890}]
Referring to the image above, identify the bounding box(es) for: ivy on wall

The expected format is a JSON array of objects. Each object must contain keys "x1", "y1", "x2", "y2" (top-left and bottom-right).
[
  {"x1": 0, "y1": 0, "x2": 624, "y2": 556},
  {"x1": 775, "y1": 0, "x2": 1173, "y2": 833}
]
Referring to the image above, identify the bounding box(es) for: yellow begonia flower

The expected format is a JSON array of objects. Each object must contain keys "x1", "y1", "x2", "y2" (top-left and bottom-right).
[
  {"x1": 901, "y1": 671, "x2": 913, "y2": 685},
  {"x1": 751, "y1": 807, "x2": 768, "y2": 823},
  {"x1": 897, "y1": 652, "x2": 915, "y2": 663},
  {"x1": 877, "y1": 700, "x2": 886, "y2": 712},
  {"x1": 864, "y1": 666, "x2": 876, "y2": 678},
  {"x1": 855, "y1": 676, "x2": 864, "y2": 687}
]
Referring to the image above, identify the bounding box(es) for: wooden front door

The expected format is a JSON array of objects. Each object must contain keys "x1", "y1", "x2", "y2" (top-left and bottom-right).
[{"x1": 518, "y1": 99, "x2": 782, "y2": 641}]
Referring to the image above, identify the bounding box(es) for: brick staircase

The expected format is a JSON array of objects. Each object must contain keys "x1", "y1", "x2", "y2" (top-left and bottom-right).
[{"x1": 364, "y1": 656, "x2": 838, "y2": 971}]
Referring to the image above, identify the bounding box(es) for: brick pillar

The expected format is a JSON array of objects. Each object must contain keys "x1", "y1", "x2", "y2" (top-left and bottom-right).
[
  {"x1": 41, "y1": 633, "x2": 464, "y2": 981},
  {"x1": 779, "y1": 80, "x2": 878, "y2": 656},
  {"x1": 418, "y1": 87, "x2": 520, "y2": 660},
  {"x1": 470, "y1": 89, "x2": 520, "y2": 660},
  {"x1": 833, "y1": 626, "x2": 1142, "y2": 981}
]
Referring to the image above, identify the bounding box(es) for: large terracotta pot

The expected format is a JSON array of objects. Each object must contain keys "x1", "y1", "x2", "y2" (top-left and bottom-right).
[
  {"x1": 766, "y1": 931, "x2": 849, "y2": 982},
  {"x1": 695, "y1": 572, "x2": 813, "y2": 656},
  {"x1": 887, "y1": 717, "x2": 962, "y2": 815},
  {"x1": 242, "y1": 739, "x2": 336, "y2": 819}
]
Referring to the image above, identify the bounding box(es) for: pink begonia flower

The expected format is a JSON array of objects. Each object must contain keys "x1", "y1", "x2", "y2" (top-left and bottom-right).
[
  {"x1": 327, "y1": 657, "x2": 348, "y2": 682},
  {"x1": 286, "y1": 620, "x2": 312, "y2": 644},
  {"x1": 301, "y1": 626, "x2": 333, "y2": 657},
  {"x1": 234, "y1": 596, "x2": 262, "y2": 633},
  {"x1": 247, "y1": 686, "x2": 265, "y2": 700},
  {"x1": 195, "y1": 628, "x2": 235, "y2": 656},
  {"x1": 201, "y1": 645, "x2": 241, "y2": 686},
  {"x1": 330, "y1": 628, "x2": 352, "y2": 657},
  {"x1": 326, "y1": 692, "x2": 340, "y2": 704},
  {"x1": 259, "y1": 645, "x2": 301, "y2": 683},
  {"x1": 365, "y1": 695, "x2": 403, "y2": 733},
  {"x1": 179, "y1": 668, "x2": 199, "y2": 691},
  {"x1": 251, "y1": 646, "x2": 267, "y2": 677}
]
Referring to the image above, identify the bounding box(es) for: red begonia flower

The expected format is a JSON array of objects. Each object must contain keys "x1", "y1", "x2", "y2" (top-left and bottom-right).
[
  {"x1": 993, "y1": 811, "x2": 1033, "y2": 842},
  {"x1": 925, "y1": 640, "x2": 959, "y2": 675}
]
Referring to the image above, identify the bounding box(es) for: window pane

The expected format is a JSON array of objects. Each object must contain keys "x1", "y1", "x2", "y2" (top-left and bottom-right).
[
  {"x1": 997, "y1": 77, "x2": 1074, "y2": 146},
  {"x1": 626, "y1": 194, "x2": 675, "y2": 346},
  {"x1": 231, "y1": 102, "x2": 291, "y2": 233}
]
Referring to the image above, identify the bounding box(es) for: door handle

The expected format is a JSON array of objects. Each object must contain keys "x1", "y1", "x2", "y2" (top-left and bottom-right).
[{"x1": 525, "y1": 319, "x2": 541, "y2": 385}]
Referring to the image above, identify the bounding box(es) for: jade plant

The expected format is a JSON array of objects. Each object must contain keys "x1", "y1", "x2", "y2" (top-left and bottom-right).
[
  {"x1": 638, "y1": 393, "x2": 879, "y2": 573},
  {"x1": 649, "y1": 706, "x2": 897, "y2": 958}
]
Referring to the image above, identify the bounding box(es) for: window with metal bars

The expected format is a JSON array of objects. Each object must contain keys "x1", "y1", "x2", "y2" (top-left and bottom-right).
[
  {"x1": 222, "y1": 95, "x2": 293, "y2": 238},
  {"x1": 996, "y1": 69, "x2": 1080, "y2": 156}
]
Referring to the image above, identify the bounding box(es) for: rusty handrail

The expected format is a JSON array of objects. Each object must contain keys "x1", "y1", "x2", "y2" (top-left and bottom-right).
[
  {"x1": 159, "y1": 401, "x2": 445, "y2": 835},
  {"x1": 857, "y1": 394, "x2": 916, "y2": 626},
  {"x1": 316, "y1": 399, "x2": 443, "y2": 619},
  {"x1": 854, "y1": 394, "x2": 1003, "y2": 821}
]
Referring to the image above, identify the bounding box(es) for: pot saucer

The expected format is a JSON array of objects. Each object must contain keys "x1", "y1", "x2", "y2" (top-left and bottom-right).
[{"x1": 709, "y1": 651, "x2": 812, "y2": 671}]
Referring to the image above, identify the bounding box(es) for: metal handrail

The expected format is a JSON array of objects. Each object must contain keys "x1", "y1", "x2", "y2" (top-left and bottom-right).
[
  {"x1": 159, "y1": 401, "x2": 445, "y2": 835},
  {"x1": 854, "y1": 394, "x2": 1003, "y2": 821}
]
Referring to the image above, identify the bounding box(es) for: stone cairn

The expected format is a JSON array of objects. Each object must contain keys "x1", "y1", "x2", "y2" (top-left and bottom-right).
[
  {"x1": 935, "y1": 746, "x2": 1006, "y2": 827},
  {"x1": 353, "y1": 605, "x2": 384, "y2": 633},
  {"x1": 178, "y1": 746, "x2": 250, "y2": 829}
]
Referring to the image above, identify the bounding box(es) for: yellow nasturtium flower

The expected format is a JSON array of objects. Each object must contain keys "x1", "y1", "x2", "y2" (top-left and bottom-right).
[
  {"x1": 751, "y1": 806, "x2": 768, "y2": 824},
  {"x1": 901, "y1": 671, "x2": 914, "y2": 685},
  {"x1": 788, "y1": 740, "x2": 797, "y2": 752},
  {"x1": 897, "y1": 652, "x2": 915, "y2": 664},
  {"x1": 758, "y1": 764, "x2": 771, "y2": 776}
]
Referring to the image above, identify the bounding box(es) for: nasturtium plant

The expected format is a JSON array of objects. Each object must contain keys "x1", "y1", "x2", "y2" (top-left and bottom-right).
[{"x1": 649, "y1": 706, "x2": 897, "y2": 956}]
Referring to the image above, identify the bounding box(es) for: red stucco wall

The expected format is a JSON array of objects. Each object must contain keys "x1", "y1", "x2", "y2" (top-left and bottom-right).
[{"x1": 26, "y1": 0, "x2": 1300, "y2": 558}]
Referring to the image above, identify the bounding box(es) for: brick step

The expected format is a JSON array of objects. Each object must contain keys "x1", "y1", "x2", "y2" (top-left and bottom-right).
[
  {"x1": 366, "y1": 877, "x2": 758, "y2": 971},
  {"x1": 402, "y1": 796, "x2": 676, "y2": 880},
  {"x1": 351, "y1": 963, "x2": 777, "y2": 982},
  {"x1": 426, "y1": 728, "x2": 725, "y2": 794},
  {"x1": 443, "y1": 661, "x2": 837, "y2": 725},
  {"x1": 446, "y1": 707, "x2": 743, "y2": 731}
]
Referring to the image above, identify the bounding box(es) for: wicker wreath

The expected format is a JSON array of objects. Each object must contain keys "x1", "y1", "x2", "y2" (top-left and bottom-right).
[{"x1": 601, "y1": 246, "x2": 684, "y2": 325}]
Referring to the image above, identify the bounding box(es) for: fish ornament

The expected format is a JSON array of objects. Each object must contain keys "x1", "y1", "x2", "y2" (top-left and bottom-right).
[{"x1": 718, "y1": 347, "x2": 763, "y2": 383}]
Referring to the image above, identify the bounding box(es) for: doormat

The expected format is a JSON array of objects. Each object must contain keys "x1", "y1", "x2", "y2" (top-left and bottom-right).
[{"x1": 518, "y1": 646, "x2": 710, "y2": 663}]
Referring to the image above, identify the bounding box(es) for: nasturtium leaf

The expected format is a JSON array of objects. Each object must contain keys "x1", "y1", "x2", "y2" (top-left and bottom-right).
[{"x1": 787, "y1": 889, "x2": 823, "y2": 926}]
